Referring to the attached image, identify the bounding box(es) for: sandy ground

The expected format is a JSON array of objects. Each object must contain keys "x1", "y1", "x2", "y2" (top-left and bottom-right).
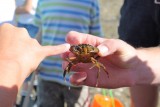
[{"x1": 100, "y1": 0, "x2": 122, "y2": 39}]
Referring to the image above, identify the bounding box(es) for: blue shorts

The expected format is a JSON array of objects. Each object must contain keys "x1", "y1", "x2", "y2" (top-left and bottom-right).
[
  {"x1": 17, "y1": 22, "x2": 39, "y2": 38},
  {"x1": 119, "y1": 0, "x2": 160, "y2": 47}
]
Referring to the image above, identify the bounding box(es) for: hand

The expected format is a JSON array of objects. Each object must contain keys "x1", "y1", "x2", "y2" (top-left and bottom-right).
[
  {"x1": 0, "y1": 24, "x2": 70, "y2": 107},
  {"x1": 0, "y1": 23, "x2": 70, "y2": 82},
  {"x1": 62, "y1": 31, "x2": 149, "y2": 88}
]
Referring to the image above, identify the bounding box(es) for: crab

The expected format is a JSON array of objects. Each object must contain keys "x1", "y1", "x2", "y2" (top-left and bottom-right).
[{"x1": 63, "y1": 44, "x2": 109, "y2": 86}]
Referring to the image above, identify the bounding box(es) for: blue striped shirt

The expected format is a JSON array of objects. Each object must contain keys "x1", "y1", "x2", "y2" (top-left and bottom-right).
[{"x1": 33, "y1": 0, "x2": 103, "y2": 86}]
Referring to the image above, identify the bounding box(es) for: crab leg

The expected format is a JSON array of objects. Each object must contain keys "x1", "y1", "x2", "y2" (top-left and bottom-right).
[
  {"x1": 95, "y1": 67, "x2": 101, "y2": 87},
  {"x1": 90, "y1": 57, "x2": 109, "y2": 77},
  {"x1": 63, "y1": 57, "x2": 78, "y2": 80},
  {"x1": 90, "y1": 57, "x2": 109, "y2": 86}
]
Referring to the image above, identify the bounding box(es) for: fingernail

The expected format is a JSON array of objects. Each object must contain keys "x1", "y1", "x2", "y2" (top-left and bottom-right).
[
  {"x1": 97, "y1": 45, "x2": 108, "y2": 56},
  {"x1": 63, "y1": 43, "x2": 70, "y2": 51},
  {"x1": 73, "y1": 72, "x2": 87, "y2": 82},
  {"x1": 77, "y1": 75, "x2": 87, "y2": 82}
]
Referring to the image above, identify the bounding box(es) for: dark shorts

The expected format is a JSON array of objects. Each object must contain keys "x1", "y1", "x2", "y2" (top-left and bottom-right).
[
  {"x1": 37, "y1": 79, "x2": 90, "y2": 107},
  {"x1": 119, "y1": 0, "x2": 160, "y2": 47}
]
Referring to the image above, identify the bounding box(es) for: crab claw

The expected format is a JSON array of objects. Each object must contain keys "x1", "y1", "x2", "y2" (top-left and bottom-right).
[
  {"x1": 63, "y1": 62, "x2": 72, "y2": 80},
  {"x1": 63, "y1": 70, "x2": 67, "y2": 80}
]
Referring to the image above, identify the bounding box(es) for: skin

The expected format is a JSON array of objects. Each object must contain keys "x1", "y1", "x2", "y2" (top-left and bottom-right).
[
  {"x1": 130, "y1": 85, "x2": 158, "y2": 107},
  {"x1": 62, "y1": 31, "x2": 160, "y2": 89},
  {"x1": 15, "y1": 0, "x2": 33, "y2": 14},
  {"x1": 0, "y1": 23, "x2": 70, "y2": 107}
]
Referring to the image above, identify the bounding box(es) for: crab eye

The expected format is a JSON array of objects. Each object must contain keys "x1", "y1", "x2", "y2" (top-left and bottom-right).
[{"x1": 74, "y1": 46, "x2": 81, "y2": 51}]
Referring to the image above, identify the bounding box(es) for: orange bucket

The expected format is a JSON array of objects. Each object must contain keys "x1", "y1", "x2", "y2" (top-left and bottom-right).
[{"x1": 91, "y1": 94, "x2": 124, "y2": 107}]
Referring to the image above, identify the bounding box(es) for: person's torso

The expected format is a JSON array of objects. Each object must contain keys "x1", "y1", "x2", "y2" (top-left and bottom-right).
[{"x1": 36, "y1": 0, "x2": 102, "y2": 85}]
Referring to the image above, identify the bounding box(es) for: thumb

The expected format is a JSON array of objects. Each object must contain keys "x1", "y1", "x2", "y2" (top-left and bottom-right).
[
  {"x1": 97, "y1": 39, "x2": 136, "y2": 58},
  {"x1": 97, "y1": 39, "x2": 119, "y2": 57}
]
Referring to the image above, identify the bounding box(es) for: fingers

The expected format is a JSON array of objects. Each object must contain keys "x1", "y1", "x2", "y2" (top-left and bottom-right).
[
  {"x1": 0, "y1": 23, "x2": 30, "y2": 39},
  {"x1": 70, "y1": 72, "x2": 87, "y2": 85},
  {"x1": 41, "y1": 43, "x2": 70, "y2": 57},
  {"x1": 0, "y1": 23, "x2": 15, "y2": 31},
  {"x1": 66, "y1": 31, "x2": 105, "y2": 46},
  {"x1": 70, "y1": 71, "x2": 103, "y2": 87}
]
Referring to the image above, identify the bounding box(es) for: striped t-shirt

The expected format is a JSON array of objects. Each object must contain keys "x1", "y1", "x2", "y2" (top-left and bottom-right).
[{"x1": 34, "y1": 0, "x2": 103, "y2": 86}]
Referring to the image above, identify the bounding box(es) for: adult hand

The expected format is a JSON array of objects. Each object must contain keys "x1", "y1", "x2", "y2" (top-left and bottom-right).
[{"x1": 62, "y1": 31, "x2": 152, "y2": 88}]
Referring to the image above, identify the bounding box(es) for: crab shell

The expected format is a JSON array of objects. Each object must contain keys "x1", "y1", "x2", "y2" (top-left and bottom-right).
[{"x1": 69, "y1": 44, "x2": 99, "y2": 63}]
